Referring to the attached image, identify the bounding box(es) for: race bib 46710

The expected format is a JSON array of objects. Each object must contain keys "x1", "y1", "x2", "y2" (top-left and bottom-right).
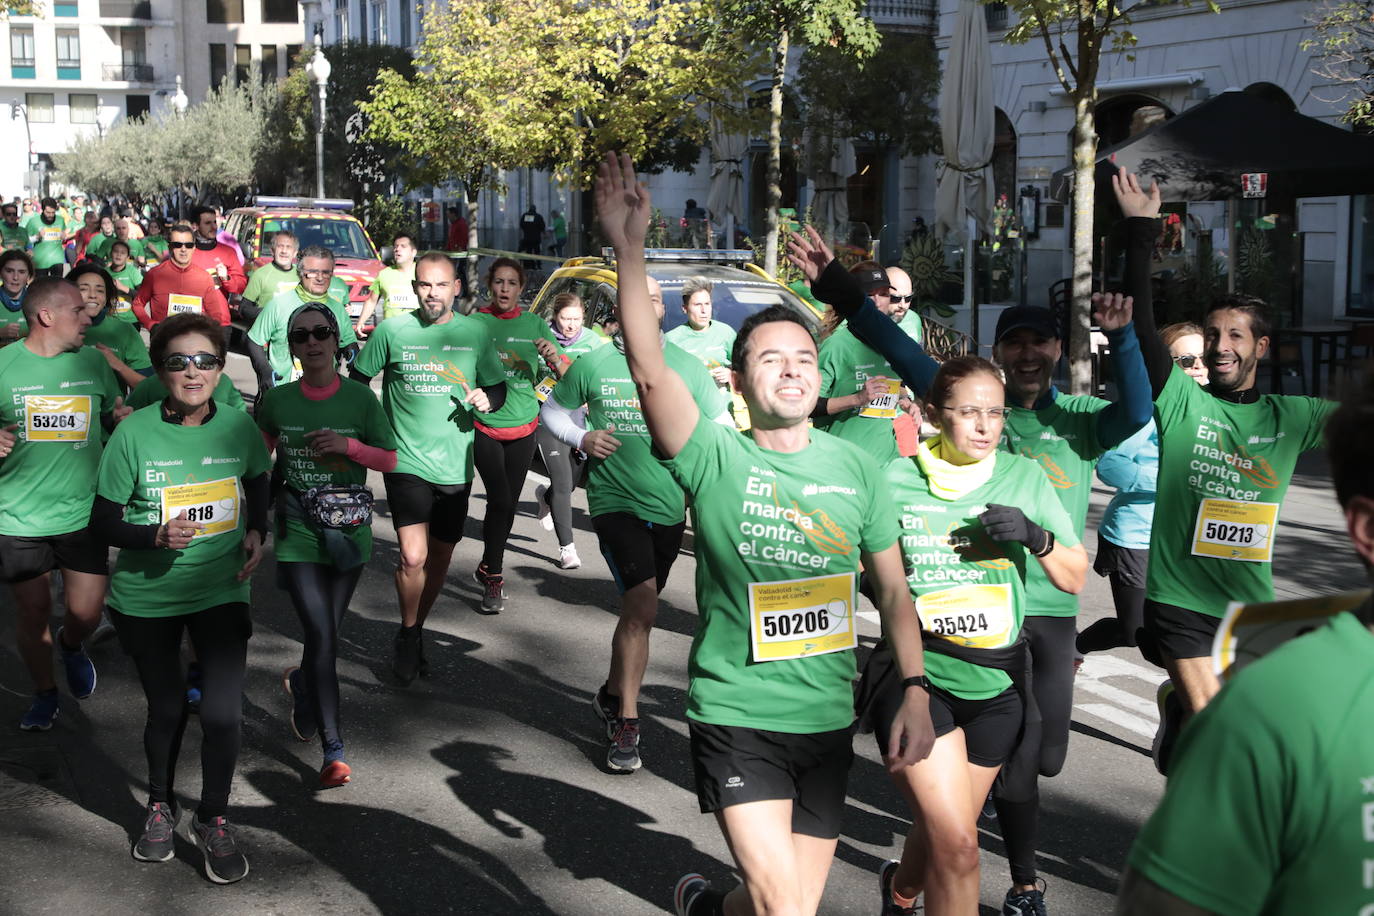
[
  {"x1": 24, "y1": 395, "x2": 91, "y2": 442},
  {"x1": 748, "y1": 572, "x2": 857, "y2": 662},
  {"x1": 160, "y1": 477, "x2": 240, "y2": 538},
  {"x1": 167, "y1": 293, "x2": 202, "y2": 315},
  {"x1": 1191, "y1": 498, "x2": 1279, "y2": 563}
]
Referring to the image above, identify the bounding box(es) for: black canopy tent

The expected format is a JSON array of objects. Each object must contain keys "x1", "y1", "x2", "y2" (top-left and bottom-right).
[{"x1": 1052, "y1": 89, "x2": 1374, "y2": 202}]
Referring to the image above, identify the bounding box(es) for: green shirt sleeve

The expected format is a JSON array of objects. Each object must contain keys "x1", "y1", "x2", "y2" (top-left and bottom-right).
[
  {"x1": 1297, "y1": 397, "x2": 1338, "y2": 453},
  {"x1": 817, "y1": 333, "x2": 842, "y2": 399},
  {"x1": 474, "y1": 334, "x2": 506, "y2": 387},
  {"x1": 247, "y1": 299, "x2": 279, "y2": 348},
  {"x1": 362, "y1": 385, "x2": 398, "y2": 451},
  {"x1": 95, "y1": 420, "x2": 138, "y2": 505},
  {"x1": 551, "y1": 348, "x2": 591, "y2": 411},
  {"x1": 662, "y1": 412, "x2": 740, "y2": 496},
  {"x1": 117, "y1": 322, "x2": 152, "y2": 373},
  {"x1": 216, "y1": 375, "x2": 247, "y2": 411},
  {"x1": 242, "y1": 268, "x2": 268, "y2": 305}
]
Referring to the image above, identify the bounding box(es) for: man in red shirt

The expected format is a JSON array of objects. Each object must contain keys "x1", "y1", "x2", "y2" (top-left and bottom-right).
[
  {"x1": 72, "y1": 211, "x2": 101, "y2": 263},
  {"x1": 131, "y1": 224, "x2": 230, "y2": 335},
  {"x1": 189, "y1": 205, "x2": 247, "y2": 298},
  {"x1": 445, "y1": 206, "x2": 469, "y2": 252}
]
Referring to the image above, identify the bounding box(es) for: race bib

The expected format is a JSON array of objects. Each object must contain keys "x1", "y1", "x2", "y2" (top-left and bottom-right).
[
  {"x1": 534, "y1": 375, "x2": 557, "y2": 403},
  {"x1": 167, "y1": 293, "x2": 202, "y2": 315},
  {"x1": 289, "y1": 357, "x2": 304, "y2": 383},
  {"x1": 1191, "y1": 498, "x2": 1279, "y2": 563},
  {"x1": 731, "y1": 391, "x2": 752, "y2": 431},
  {"x1": 388, "y1": 291, "x2": 418, "y2": 312},
  {"x1": 24, "y1": 395, "x2": 90, "y2": 442},
  {"x1": 858, "y1": 378, "x2": 901, "y2": 419},
  {"x1": 916, "y1": 583, "x2": 1016, "y2": 649},
  {"x1": 748, "y1": 572, "x2": 857, "y2": 662},
  {"x1": 160, "y1": 476, "x2": 240, "y2": 538},
  {"x1": 1213, "y1": 590, "x2": 1369, "y2": 679},
  {"x1": 41, "y1": 226, "x2": 62, "y2": 242},
  {"x1": 112, "y1": 297, "x2": 132, "y2": 315}
]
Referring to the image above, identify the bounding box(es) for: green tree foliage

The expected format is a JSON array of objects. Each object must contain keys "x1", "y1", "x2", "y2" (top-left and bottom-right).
[
  {"x1": 1304, "y1": 0, "x2": 1374, "y2": 126},
  {"x1": 711, "y1": 0, "x2": 878, "y2": 276},
  {"x1": 2, "y1": 0, "x2": 38, "y2": 15},
  {"x1": 796, "y1": 33, "x2": 941, "y2": 159}
]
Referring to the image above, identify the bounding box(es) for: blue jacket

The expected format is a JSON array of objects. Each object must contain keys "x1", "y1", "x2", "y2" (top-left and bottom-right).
[{"x1": 1096, "y1": 419, "x2": 1158, "y2": 550}]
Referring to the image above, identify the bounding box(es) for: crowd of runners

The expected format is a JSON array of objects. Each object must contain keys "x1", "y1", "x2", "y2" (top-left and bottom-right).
[{"x1": 0, "y1": 160, "x2": 1368, "y2": 915}]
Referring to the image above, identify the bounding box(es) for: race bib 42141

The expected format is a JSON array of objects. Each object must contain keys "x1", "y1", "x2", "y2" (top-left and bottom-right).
[{"x1": 748, "y1": 572, "x2": 857, "y2": 662}]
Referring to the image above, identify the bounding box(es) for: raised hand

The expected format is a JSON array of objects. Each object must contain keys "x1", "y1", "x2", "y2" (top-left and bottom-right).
[
  {"x1": 1091, "y1": 292, "x2": 1134, "y2": 332},
  {"x1": 594, "y1": 152, "x2": 651, "y2": 252},
  {"x1": 1111, "y1": 166, "x2": 1162, "y2": 220},
  {"x1": 785, "y1": 225, "x2": 837, "y2": 284}
]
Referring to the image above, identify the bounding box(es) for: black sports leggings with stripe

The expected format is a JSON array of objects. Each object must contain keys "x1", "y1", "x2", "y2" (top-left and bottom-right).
[
  {"x1": 473, "y1": 427, "x2": 539, "y2": 573},
  {"x1": 280, "y1": 562, "x2": 364, "y2": 750}
]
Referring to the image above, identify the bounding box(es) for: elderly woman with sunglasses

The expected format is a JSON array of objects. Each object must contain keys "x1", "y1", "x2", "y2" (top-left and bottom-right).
[
  {"x1": 91, "y1": 312, "x2": 270, "y2": 885},
  {"x1": 256, "y1": 303, "x2": 396, "y2": 789}
]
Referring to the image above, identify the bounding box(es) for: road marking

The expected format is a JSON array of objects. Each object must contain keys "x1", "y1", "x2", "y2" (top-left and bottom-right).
[{"x1": 1074, "y1": 654, "x2": 1161, "y2": 739}]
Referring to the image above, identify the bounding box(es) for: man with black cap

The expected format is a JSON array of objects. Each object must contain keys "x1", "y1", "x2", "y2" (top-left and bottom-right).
[{"x1": 787, "y1": 231, "x2": 1154, "y2": 916}]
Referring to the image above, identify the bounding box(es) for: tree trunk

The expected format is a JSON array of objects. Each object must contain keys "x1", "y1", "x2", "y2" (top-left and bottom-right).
[
  {"x1": 463, "y1": 182, "x2": 481, "y2": 314},
  {"x1": 763, "y1": 27, "x2": 789, "y2": 278},
  {"x1": 1068, "y1": 93, "x2": 1097, "y2": 396}
]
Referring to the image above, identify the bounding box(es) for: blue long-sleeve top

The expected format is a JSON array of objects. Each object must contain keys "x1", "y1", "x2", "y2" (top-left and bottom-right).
[{"x1": 1096, "y1": 418, "x2": 1158, "y2": 550}]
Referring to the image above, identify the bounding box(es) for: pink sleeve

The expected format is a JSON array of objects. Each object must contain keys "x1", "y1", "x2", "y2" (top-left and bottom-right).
[
  {"x1": 346, "y1": 437, "x2": 397, "y2": 473},
  {"x1": 262, "y1": 431, "x2": 278, "y2": 453}
]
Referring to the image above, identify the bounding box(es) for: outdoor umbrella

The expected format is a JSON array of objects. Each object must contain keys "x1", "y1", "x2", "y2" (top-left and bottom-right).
[{"x1": 707, "y1": 115, "x2": 747, "y2": 249}]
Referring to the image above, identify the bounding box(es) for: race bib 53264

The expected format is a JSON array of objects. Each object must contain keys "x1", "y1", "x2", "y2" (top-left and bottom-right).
[
  {"x1": 160, "y1": 477, "x2": 240, "y2": 538},
  {"x1": 748, "y1": 572, "x2": 856, "y2": 662},
  {"x1": 1191, "y1": 498, "x2": 1279, "y2": 563},
  {"x1": 859, "y1": 378, "x2": 901, "y2": 419},
  {"x1": 24, "y1": 394, "x2": 90, "y2": 442},
  {"x1": 916, "y1": 583, "x2": 1016, "y2": 649}
]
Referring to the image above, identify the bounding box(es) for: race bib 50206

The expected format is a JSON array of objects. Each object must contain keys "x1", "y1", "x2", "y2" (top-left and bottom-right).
[{"x1": 748, "y1": 572, "x2": 857, "y2": 662}]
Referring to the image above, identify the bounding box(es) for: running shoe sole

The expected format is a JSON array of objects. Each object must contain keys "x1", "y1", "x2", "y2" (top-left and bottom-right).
[
  {"x1": 1152, "y1": 680, "x2": 1179, "y2": 776},
  {"x1": 673, "y1": 873, "x2": 708, "y2": 916},
  {"x1": 877, "y1": 858, "x2": 904, "y2": 916},
  {"x1": 132, "y1": 804, "x2": 178, "y2": 863},
  {"x1": 282, "y1": 667, "x2": 317, "y2": 742},
  {"x1": 319, "y1": 760, "x2": 352, "y2": 790}
]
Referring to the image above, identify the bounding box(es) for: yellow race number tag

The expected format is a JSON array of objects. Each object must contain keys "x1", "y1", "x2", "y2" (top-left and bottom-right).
[
  {"x1": 167, "y1": 293, "x2": 202, "y2": 315},
  {"x1": 748, "y1": 572, "x2": 856, "y2": 662},
  {"x1": 24, "y1": 395, "x2": 91, "y2": 442},
  {"x1": 160, "y1": 477, "x2": 240, "y2": 538},
  {"x1": 916, "y1": 583, "x2": 1015, "y2": 649},
  {"x1": 534, "y1": 375, "x2": 557, "y2": 403},
  {"x1": 859, "y1": 378, "x2": 901, "y2": 419},
  {"x1": 1191, "y1": 498, "x2": 1279, "y2": 563}
]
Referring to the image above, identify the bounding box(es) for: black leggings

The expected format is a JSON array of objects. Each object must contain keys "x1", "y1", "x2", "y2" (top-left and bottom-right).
[
  {"x1": 473, "y1": 426, "x2": 539, "y2": 573},
  {"x1": 535, "y1": 425, "x2": 583, "y2": 547},
  {"x1": 280, "y1": 562, "x2": 364, "y2": 749},
  {"x1": 993, "y1": 614, "x2": 1077, "y2": 886},
  {"x1": 1077, "y1": 580, "x2": 1146, "y2": 652},
  {"x1": 110, "y1": 602, "x2": 250, "y2": 820}
]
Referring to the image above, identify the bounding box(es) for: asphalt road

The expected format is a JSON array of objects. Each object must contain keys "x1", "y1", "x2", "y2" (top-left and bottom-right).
[{"x1": 0, "y1": 354, "x2": 1362, "y2": 915}]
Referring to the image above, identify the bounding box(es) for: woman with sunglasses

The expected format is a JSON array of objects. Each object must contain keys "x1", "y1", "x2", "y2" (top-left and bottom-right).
[
  {"x1": 1078, "y1": 322, "x2": 1206, "y2": 659},
  {"x1": 856, "y1": 355, "x2": 1087, "y2": 915},
  {"x1": 256, "y1": 303, "x2": 396, "y2": 788},
  {"x1": 91, "y1": 312, "x2": 270, "y2": 884},
  {"x1": 469, "y1": 257, "x2": 568, "y2": 613},
  {"x1": 68, "y1": 262, "x2": 152, "y2": 392}
]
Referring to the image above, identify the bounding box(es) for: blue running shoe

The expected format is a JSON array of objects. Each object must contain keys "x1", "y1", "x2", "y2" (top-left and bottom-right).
[
  {"x1": 57, "y1": 626, "x2": 96, "y2": 699},
  {"x1": 19, "y1": 691, "x2": 59, "y2": 731}
]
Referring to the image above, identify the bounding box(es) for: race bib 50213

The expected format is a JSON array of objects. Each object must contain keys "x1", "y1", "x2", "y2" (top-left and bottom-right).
[
  {"x1": 24, "y1": 394, "x2": 91, "y2": 442},
  {"x1": 1191, "y1": 497, "x2": 1279, "y2": 563},
  {"x1": 916, "y1": 583, "x2": 1016, "y2": 649},
  {"x1": 160, "y1": 476, "x2": 240, "y2": 539},
  {"x1": 748, "y1": 572, "x2": 856, "y2": 662}
]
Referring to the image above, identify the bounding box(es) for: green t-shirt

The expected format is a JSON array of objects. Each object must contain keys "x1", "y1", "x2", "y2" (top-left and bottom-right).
[
  {"x1": 142, "y1": 236, "x2": 168, "y2": 262},
  {"x1": 87, "y1": 234, "x2": 142, "y2": 263},
  {"x1": 816, "y1": 325, "x2": 901, "y2": 466},
  {"x1": 248, "y1": 287, "x2": 358, "y2": 384},
  {"x1": 107, "y1": 262, "x2": 144, "y2": 323},
  {"x1": 242, "y1": 262, "x2": 298, "y2": 307},
  {"x1": 1148, "y1": 366, "x2": 1334, "y2": 618},
  {"x1": 126, "y1": 372, "x2": 246, "y2": 412},
  {"x1": 84, "y1": 314, "x2": 152, "y2": 384},
  {"x1": 370, "y1": 263, "x2": 418, "y2": 319},
  {"x1": 0, "y1": 343, "x2": 120, "y2": 536},
  {"x1": 535, "y1": 326, "x2": 605, "y2": 406},
  {"x1": 664, "y1": 320, "x2": 737, "y2": 372},
  {"x1": 25, "y1": 214, "x2": 69, "y2": 269},
  {"x1": 0, "y1": 300, "x2": 27, "y2": 338},
  {"x1": 256, "y1": 378, "x2": 396, "y2": 565},
  {"x1": 1128, "y1": 610, "x2": 1374, "y2": 914},
  {"x1": 96, "y1": 404, "x2": 271, "y2": 617},
  {"x1": 471, "y1": 310, "x2": 563, "y2": 429},
  {"x1": 662, "y1": 418, "x2": 899, "y2": 733},
  {"x1": 888, "y1": 451, "x2": 1080, "y2": 699},
  {"x1": 1002, "y1": 392, "x2": 1108, "y2": 617},
  {"x1": 554, "y1": 341, "x2": 725, "y2": 525},
  {"x1": 897, "y1": 309, "x2": 924, "y2": 342},
  {"x1": 352, "y1": 311, "x2": 505, "y2": 485},
  {"x1": 1, "y1": 222, "x2": 29, "y2": 251}
]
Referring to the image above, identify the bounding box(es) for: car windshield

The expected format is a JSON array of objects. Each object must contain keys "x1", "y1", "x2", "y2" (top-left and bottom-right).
[
  {"x1": 651, "y1": 263, "x2": 816, "y2": 333},
  {"x1": 262, "y1": 216, "x2": 375, "y2": 260}
]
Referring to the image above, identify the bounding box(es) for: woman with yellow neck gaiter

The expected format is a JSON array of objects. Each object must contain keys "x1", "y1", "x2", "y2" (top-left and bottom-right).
[{"x1": 860, "y1": 355, "x2": 1089, "y2": 915}]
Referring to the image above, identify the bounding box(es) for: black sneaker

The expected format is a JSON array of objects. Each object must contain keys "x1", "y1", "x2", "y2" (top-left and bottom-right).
[
  {"x1": 878, "y1": 859, "x2": 916, "y2": 915},
  {"x1": 282, "y1": 667, "x2": 317, "y2": 742},
  {"x1": 1152, "y1": 680, "x2": 1182, "y2": 776},
  {"x1": 473, "y1": 565, "x2": 505, "y2": 614},
  {"x1": 607, "y1": 717, "x2": 642, "y2": 772},
  {"x1": 592, "y1": 683, "x2": 620, "y2": 739},
  {"x1": 132, "y1": 801, "x2": 177, "y2": 863},
  {"x1": 1003, "y1": 882, "x2": 1048, "y2": 916},
  {"x1": 192, "y1": 815, "x2": 249, "y2": 885},
  {"x1": 393, "y1": 626, "x2": 422, "y2": 685}
]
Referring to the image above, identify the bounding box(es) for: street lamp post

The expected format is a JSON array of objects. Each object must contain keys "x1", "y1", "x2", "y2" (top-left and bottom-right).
[
  {"x1": 305, "y1": 36, "x2": 331, "y2": 199},
  {"x1": 171, "y1": 74, "x2": 188, "y2": 118},
  {"x1": 9, "y1": 101, "x2": 37, "y2": 196}
]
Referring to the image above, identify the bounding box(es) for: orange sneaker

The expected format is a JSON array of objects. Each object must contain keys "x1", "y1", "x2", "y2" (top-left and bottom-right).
[{"x1": 319, "y1": 760, "x2": 351, "y2": 789}]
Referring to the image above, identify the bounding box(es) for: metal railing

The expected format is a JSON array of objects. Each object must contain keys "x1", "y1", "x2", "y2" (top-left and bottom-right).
[
  {"x1": 984, "y1": 2, "x2": 1009, "y2": 30},
  {"x1": 103, "y1": 63, "x2": 154, "y2": 81},
  {"x1": 865, "y1": 0, "x2": 937, "y2": 32}
]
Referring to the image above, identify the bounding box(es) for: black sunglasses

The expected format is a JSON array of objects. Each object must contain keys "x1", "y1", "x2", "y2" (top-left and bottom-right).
[
  {"x1": 162, "y1": 352, "x2": 223, "y2": 371},
  {"x1": 1173, "y1": 354, "x2": 1204, "y2": 368},
  {"x1": 889, "y1": 293, "x2": 914, "y2": 304},
  {"x1": 167, "y1": 241, "x2": 195, "y2": 250},
  {"x1": 288, "y1": 326, "x2": 337, "y2": 344}
]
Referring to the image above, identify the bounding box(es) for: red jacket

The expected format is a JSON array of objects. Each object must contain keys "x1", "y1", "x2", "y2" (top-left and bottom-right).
[
  {"x1": 190, "y1": 239, "x2": 247, "y2": 295},
  {"x1": 132, "y1": 259, "x2": 231, "y2": 328}
]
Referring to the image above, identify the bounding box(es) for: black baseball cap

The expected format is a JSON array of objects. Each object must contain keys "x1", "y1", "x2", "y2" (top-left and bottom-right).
[
  {"x1": 994, "y1": 305, "x2": 1060, "y2": 343},
  {"x1": 851, "y1": 265, "x2": 889, "y2": 294}
]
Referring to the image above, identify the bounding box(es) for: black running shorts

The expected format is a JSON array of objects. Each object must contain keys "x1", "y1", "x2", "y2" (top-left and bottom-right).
[
  {"x1": 1092, "y1": 534, "x2": 1149, "y2": 589},
  {"x1": 591, "y1": 512, "x2": 685, "y2": 594},
  {"x1": 688, "y1": 721, "x2": 852, "y2": 839},
  {"x1": 0, "y1": 528, "x2": 108, "y2": 583},
  {"x1": 1143, "y1": 599, "x2": 1221, "y2": 663},
  {"x1": 382, "y1": 473, "x2": 471, "y2": 544}
]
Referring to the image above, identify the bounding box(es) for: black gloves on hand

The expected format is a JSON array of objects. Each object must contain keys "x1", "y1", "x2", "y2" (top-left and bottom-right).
[{"x1": 979, "y1": 503, "x2": 1052, "y2": 556}]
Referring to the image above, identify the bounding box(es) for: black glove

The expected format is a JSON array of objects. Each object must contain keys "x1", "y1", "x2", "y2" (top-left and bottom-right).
[
  {"x1": 810, "y1": 258, "x2": 865, "y2": 317},
  {"x1": 979, "y1": 504, "x2": 1051, "y2": 556}
]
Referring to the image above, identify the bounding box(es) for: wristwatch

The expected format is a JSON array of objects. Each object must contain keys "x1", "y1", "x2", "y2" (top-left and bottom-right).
[{"x1": 901, "y1": 675, "x2": 932, "y2": 691}]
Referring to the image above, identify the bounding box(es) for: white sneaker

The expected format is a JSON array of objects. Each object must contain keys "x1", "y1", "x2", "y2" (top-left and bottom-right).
[
  {"x1": 559, "y1": 544, "x2": 581, "y2": 569},
  {"x1": 535, "y1": 484, "x2": 554, "y2": 531}
]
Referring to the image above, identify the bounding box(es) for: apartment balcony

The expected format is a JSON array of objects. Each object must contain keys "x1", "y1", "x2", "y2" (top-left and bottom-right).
[
  {"x1": 99, "y1": 0, "x2": 153, "y2": 17},
  {"x1": 103, "y1": 62, "x2": 155, "y2": 82},
  {"x1": 866, "y1": 0, "x2": 937, "y2": 34}
]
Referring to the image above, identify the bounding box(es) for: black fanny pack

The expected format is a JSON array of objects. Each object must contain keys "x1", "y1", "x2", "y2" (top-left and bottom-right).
[{"x1": 300, "y1": 484, "x2": 373, "y2": 530}]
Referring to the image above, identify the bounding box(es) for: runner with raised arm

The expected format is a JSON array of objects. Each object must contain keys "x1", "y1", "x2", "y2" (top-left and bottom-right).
[{"x1": 595, "y1": 151, "x2": 935, "y2": 916}]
